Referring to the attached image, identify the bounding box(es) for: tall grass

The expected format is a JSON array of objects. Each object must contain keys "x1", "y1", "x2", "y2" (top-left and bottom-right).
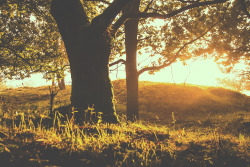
[{"x1": 0, "y1": 109, "x2": 249, "y2": 167}]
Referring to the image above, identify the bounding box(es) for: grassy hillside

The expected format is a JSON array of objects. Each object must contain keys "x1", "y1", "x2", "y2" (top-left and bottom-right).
[
  {"x1": 0, "y1": 80, "x2": 249, "y2": 166},
  {"x1": 113, "y1": 80, "x2": 249, "y2": 131},
  {"x1": 0, "y1": 80, "x2": 249, "y2": 134}
]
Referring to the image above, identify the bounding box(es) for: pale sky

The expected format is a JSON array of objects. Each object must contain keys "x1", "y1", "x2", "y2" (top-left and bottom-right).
[{"x1": 5, "y1": 57, "x2": 249, "y2": 96}]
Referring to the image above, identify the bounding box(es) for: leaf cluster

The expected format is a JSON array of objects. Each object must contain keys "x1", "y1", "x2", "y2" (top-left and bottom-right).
[{"x1": 0, "y1": 0, "x2": 68, "y2": 80}]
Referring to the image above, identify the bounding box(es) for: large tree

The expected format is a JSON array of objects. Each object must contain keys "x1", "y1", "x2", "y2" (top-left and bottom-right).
[{"x1": 50, "y1": 0, "x2": 133, "y2": 123}]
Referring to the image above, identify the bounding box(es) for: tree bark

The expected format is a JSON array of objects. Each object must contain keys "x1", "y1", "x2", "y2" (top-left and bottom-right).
[
  {"x1": 52, "y1": 74, "x2": 55, "y2": 87},
  {"x1": 124, "y1": 0, "x2": 140, "y2": 121},
  {"x1": 57, "y1": 77, "x2": 66, "y2": 90},
  {"x1": 51, "y1": 0, "x2": 119, "y2": 123},
  {"x1": 69, "y1": 33, "x2": 117, "y2": 123}
]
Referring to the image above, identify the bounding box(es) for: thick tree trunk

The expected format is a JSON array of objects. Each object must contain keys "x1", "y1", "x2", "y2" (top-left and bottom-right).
[
  {"x1": 124, "y1": 0, "x2": 140, "y2": 121},
  {"x1": 70, "y1": 34, "x2": 117, "y2": 123},
  {"x1": 51, "y1": 0, "x2": 118, "y2": 123}
]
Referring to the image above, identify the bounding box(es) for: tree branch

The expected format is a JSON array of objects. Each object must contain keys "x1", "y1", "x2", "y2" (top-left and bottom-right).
[
  {"x1": 138, "y1": 16, "x2": 225, "y2": 76},
  {"x1": 0, "y1": 45, "x2": 60, "y2": 76},
  {"x1": 111, "y1": 14, "x2": 127, "y2": 37},
  {"x1": 137, "y1": 36, "x2": 151, "y2": 42},
  {"x1": 0, "y1": 45, "x2": 32, "y2": 67},
  {"x1": 143, "y1": 0, "x2": 155, "y2": 13},
  {"x1": 111, "y1": 0, "x2": 227, "y2": 36},
  {"x1": 90, "y1": 0, "x2": 132, "y2": 36},
  {"x1": 178, "y1": 0, "x2": 201, "y2": 3},
  {"x1": 133, "y1": 0, "x2": 227, "y2": 19},
  {"x1": 83, "y1": 0, "x2": 111, "y2": 4},
  {"x1": 239, "y1": 0, "x2": 250, "y2": 18},
  {"x1": 109, "y1": 59, "x2": 126, "y2": 67}
]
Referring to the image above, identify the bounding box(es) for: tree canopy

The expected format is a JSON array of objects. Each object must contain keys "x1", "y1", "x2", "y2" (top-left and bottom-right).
[
  {"x1": 109, "y1": 0, "x2": 249, "y2": 76},
  {"x1": 0, "y1": 0, "x2": 68, "y2": 81}
]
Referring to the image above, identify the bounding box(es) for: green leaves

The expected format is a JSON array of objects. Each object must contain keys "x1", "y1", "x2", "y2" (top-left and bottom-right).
[{"x1": 0, "y1": 0, "x2": 69, "y2": 81}]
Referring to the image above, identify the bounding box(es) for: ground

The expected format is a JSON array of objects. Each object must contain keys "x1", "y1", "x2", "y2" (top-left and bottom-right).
[{"x1": 0, "y1": 80, "x2": 249, "y2": 166}]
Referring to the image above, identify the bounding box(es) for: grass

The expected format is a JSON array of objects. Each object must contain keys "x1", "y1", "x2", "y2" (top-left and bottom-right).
[
  {"x1": 113, "y1": 80, "x2": 249, "y2": 130},
  {"x1": 0, "y1": 79, "x2": 249, "y2": 166}
]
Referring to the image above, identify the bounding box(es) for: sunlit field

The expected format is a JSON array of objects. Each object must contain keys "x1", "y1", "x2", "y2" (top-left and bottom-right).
[{"x1": 0, "y1": 80, "x2": 249, "y2": 166}]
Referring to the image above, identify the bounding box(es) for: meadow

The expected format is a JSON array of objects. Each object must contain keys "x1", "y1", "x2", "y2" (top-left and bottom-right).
[{"x1": 0, "y1": 80, "x2": 249, "y2": 167}]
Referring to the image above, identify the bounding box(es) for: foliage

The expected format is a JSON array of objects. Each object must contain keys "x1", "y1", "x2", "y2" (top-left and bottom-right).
[
  {"x1": 217, "y1": 77, "x2": 250, "y2": 92},
  {"x1": 108, "y1": 0, "x2": 249, "y2": 76},
  {"x1": 217, "y1": 59, "x2": 250, "y2": 92},
  {"x1": 0, "y1": 0, "x2": 68, "y2": 81}
]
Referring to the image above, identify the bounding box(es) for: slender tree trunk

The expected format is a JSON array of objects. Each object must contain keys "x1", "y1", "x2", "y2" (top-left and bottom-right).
[
  {"x1": 59, "y1": 78, "x2": 66, "y2": 90},
  {"x1": 52, "y1": 74, "x2": 55, "y2": 87},
  {"x1": 56, "y1": 72, "x2": 66, "y2": 90},
  {"x1": 51, "y1": 0, "x2": 118, "y2": 123},
  {"x1": 124, "y1": 0, "x2": 140, "y2": 121},
  {"x1": 57, "y1": 77, "x2": 66, "y2": 90}
]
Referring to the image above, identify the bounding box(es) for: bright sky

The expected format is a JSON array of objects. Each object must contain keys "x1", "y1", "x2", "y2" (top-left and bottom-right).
[
  {"x1": 139, "y1": 59, "x2": 229, "y2": 86},
  {"x1": 4, "y1": 57, "x2": 249, "y2": 96},
  {"x1": 109, "y1": 57, "x2": 235, "y2": 86}
]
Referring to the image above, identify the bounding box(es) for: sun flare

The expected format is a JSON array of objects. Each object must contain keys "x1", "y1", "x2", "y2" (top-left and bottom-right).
[{"x1": 138, "y1": 58, "x2": 226, "y2": 86}]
